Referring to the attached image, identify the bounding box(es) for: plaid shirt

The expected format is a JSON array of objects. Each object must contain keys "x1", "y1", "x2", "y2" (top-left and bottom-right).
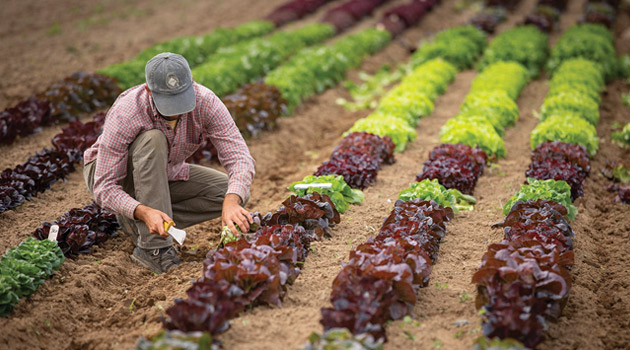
[{"x1": 84, "y1": 83, "x2": 255, "y2": 219}]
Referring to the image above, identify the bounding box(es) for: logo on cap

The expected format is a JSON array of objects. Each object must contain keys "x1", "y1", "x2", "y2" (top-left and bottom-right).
[{"x1": 166, "y1": 73, "x2": 180, "y2": 89}]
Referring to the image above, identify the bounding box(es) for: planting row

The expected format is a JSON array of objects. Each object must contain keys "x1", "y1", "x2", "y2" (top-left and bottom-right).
[
  {"x1": 0, "y1": 114, "x2": 107, "y2": 213},
  {"x1": 473, "y1": 19, "x2": 619, "y2": 348},
  {"x1": 0, "y1": 238, "x2": 65, "y2": 317},
  {"x1": 265, "y1": 0, "x2": 335, "y2": 27},
  {"x1": 99, "y1": 20, "x2": 276, "y2": 90},
  {"x1": 0, "y1": 73, "x2": 120, "y2": 145}
]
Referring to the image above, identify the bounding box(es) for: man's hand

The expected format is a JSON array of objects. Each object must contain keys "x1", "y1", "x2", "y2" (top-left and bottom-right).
[
  {"x1": 222, "y1": 193, "x2": 253, "y2": 235},
  {"x1": 134, "y1": 204, "x2": 173, "y2": 237}
]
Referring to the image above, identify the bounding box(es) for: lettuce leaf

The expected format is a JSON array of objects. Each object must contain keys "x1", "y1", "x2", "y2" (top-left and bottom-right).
[
  {"x1": 540, "y1": 91, "x2": 600, "y2": 126},
  {"x1": 503, "y1": 178, "x2": 577, "y2": 220},
  {"x1": 346, "y1": 115, "x2": 417, "y2": 152},
  {"x1": 398, "y1": 179, "x2": 476, "y2": 212},
  {"x1": 470, "y1": 62, "x2": 530, "y2": 100},
  {"x1": 289, "y1": 175, "x2": 364, "y2": 214},
  {"x1": 440, "y1": 116, "x2": 506, "y2": 158},
  {"x1": 530, "y1": 113, "x2": 599, "y2": 157}
]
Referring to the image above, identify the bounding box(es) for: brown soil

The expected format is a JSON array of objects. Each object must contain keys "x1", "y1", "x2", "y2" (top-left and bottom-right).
[{"x1": 1, "y1": 0, "x2": 629, "y2": 349}]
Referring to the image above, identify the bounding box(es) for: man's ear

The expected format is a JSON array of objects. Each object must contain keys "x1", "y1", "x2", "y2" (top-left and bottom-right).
[{"x1": 145, "y1": 85, "x2": 151, "y2": 95}]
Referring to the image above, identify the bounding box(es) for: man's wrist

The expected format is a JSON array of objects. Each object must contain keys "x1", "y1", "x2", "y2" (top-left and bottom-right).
[{"x1": 224, "y1": 193, "x2": 243, "y2": 205}]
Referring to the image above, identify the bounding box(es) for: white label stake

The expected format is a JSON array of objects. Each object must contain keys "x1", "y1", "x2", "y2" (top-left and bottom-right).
[
  {"x1": 293, "y1": 183, "x2": 333, "y2": 190},
  {"x1": 48, "y1": 225, "x2": 60, "y2": 242}
]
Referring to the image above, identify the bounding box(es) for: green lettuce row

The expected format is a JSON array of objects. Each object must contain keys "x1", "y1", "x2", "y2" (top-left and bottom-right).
[
  {"x1": 372, "y1": 59, "x2": 457, "y2": 126},
  {"x1": 398, "y1": 179, "x2": 477, "y2": 212},
  {"x1": 531, "y1": 57, "x2": 606, "y2": 156},
  {"x1": 196, "y1": 23, "x2": 336, "y2": 98},
  {"x1": 265, "y1": 27, "x2": 391, "y2": 110},
  {"x1": 346, "y1": 59, "x2": 457, "y2": 152},
  {"x1": 530, "y1": 113, "x2": 599, "y2": 157},
  {"x1": 439, "y1": 61, "x2": 529, "y2": 158},
  {"x1": 470, "y1": 61, "x2": 530, "y2": 100},
  {"x1": 542, "y1": 58, "x2": 605, "y2": 126},
  {"x1": 440, "y1": 116, "x2": 506, "y2": 158},
  {"x1": 503, "y1": 178, "x2": 577, "y2": 220},
  {"x1": 459, "y1": 90, "x2": 519, "y2": 136},
  {"x1": 99, "y1": 20, "x2": 275, "y2": 89},
  {"x1": 0, "y1": 238, "x2": 65, "y2": 317},
  {"x1": 477, "y1": 25, "x2": 549, "y2": 78},
  {"x1": 540, "y1": 91, "x2": 600, "y2": 126},
  {"x1": 346, "y1": 115, "x2": 417, "y2": 153},
  {"x1": 289, "y1": 175, "x2": 365, "y2": 214},
  {"x1": 547, "y1": 24, "x2": 618, "y2": 82},
  {"x1": 411, "y1": 25, "x2": 487, "y2": 70}
]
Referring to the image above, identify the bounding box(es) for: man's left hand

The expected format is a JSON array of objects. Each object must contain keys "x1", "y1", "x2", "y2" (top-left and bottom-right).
[{"x1": 222, "y1": 193, "x2": 253, "y2": 234}]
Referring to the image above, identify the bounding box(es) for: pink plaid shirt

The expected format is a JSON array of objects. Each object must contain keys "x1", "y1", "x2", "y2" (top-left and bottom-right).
[{"x1": 84, "y1": 83, "x2": 255, "y2": 219}]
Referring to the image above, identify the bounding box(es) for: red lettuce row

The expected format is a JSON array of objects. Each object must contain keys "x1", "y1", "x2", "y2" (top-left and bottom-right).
[
  {"x1": 0, "y1": 73, "x2": 119, "y2": 146},
  {"x1": 378, "y1": 0, "x2": 440, "y2": 37},
  {"x1": 222, "y1": 83, "x2": 288, "y2": 139},
  {"x1": 416, "y1": 143, "x2": 487, "y2": 195},
  {"x1": 474, "y1": 199, "x2": 575, "y2": 348},
  {"x1": 320, "y1": 199, "x2": 453, "y2": 341},
  {"x1": 581, "y1": 0, "x2": 620, "y2": 28},
  {"x1": 315, "y1": 132, "x2": 395, "y2": 189},
  {"x1": 0, "y1": 113, "x2": 105, "y2": 214},
  {"x1": 526, "y1": 141, "x2": 591, "y2": 200},
  {"x1": 321, "y1": 0, "x2": 391, "y2": 33},
  {"x1": 265, "y1": 0, "x2": 334, "y2": 27},
  {"x1": 523, "y1": 0, "x2": 572, "y2": 33},
  {"x1": 187, "y1": 83, "x2": 288, "y2": 164},
  {"x1": 163, "y1": 193, "x2": 340, "y2": 335},
  {"x1": 32, "y1": 202, "x2": 119, "y2": 256},
  {"x1": 0, "y1": 99, "x2": 53, "y2": 145}
]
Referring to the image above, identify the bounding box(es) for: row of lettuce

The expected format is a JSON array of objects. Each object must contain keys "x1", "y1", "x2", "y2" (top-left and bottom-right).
[
  {"x1": 138, "y1": 23, "x2": 487, "y2": 349},
  {"x1": 0, "y1": 0, "x2": 440, "y2": 322},
  {"x1": 472, "y1": 5, "x2": 622, "y2": 346}
]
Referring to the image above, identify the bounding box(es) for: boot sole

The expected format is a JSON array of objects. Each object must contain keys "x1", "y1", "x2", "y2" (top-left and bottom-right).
[{"x1": 130, "y1": 253, "x2": 162, "y2": 274}]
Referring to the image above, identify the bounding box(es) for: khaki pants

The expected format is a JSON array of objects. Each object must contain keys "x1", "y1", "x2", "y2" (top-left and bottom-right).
[{"x1": 84, "y1": 129, "x2": 228, "y2": 249}]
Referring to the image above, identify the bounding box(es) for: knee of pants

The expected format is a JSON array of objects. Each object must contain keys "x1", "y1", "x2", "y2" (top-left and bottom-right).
[{"x1": 130, "y1": 129, "x2": 168, "y2": 158}]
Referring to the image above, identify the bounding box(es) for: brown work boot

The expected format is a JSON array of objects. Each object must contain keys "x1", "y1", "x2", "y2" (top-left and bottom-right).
[
  {"x1": 117, "y1": 215, "x2": 139, "y2": 245},
  {"x1": 130, "y1": 246, "x2": 182, "y2": 274}
]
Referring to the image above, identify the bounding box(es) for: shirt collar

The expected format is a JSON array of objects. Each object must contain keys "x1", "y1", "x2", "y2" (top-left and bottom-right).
[{"x1": 144, "y1": 84, "x2": 160, "y2": 120}]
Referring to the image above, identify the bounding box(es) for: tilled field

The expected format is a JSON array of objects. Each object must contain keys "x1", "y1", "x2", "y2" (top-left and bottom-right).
[{"x1": 1, "y1": 0, "x2": 629, "y2": 349}]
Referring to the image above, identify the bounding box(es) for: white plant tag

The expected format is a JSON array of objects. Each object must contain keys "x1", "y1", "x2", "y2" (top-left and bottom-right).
[
  {"x1": 293, "y1": 183, "x2": 333, "y2": 190},
  {"x1": 168, "y1": 226, "x2": 187, "y2": 246},
  {"x1": 48, "y1": 225, "x2": 60, "y2": 242}
]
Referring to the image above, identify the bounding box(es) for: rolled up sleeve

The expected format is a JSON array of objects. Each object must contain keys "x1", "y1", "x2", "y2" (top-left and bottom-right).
[{"x1": 92, "y1": 112, "x2": 142, "y2": 218}]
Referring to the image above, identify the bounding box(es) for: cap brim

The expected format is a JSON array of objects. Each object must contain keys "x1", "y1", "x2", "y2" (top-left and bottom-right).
[{"x1": 152, "y1": 83, "x2": 196, "y2": 117}]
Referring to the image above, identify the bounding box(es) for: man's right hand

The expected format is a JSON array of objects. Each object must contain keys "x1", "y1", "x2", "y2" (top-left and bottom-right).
[{"x1": 134, "y1": 204, "x2": 172, "y2": 237}]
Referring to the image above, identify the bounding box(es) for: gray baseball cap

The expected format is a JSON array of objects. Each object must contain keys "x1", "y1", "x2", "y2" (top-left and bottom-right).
[{"x1": 145, "y1": 52, "x2": 196, "y2": 116}]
